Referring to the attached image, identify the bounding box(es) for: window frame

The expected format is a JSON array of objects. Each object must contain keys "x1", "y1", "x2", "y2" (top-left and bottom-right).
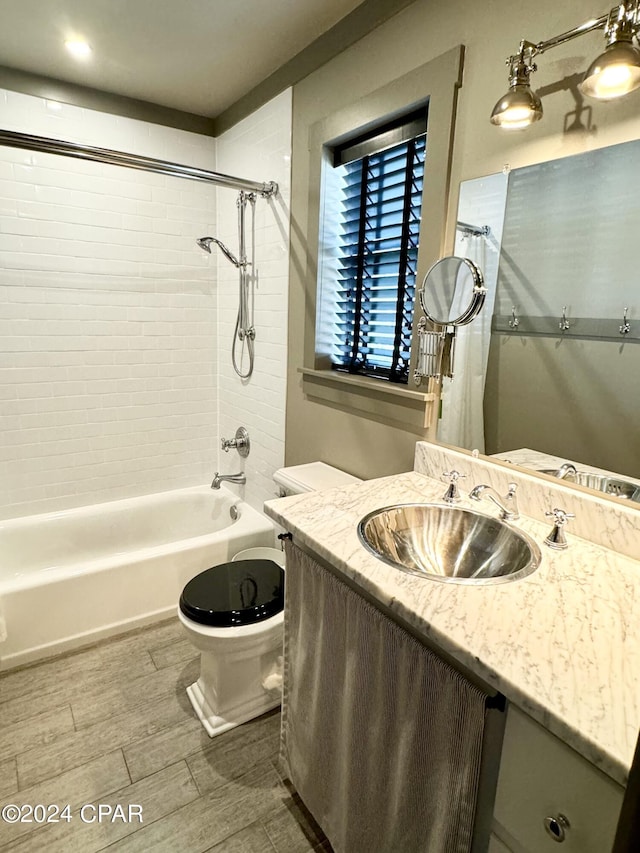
[{"x1": 301, "y1": 46, "x2": 464, "y2": 431}]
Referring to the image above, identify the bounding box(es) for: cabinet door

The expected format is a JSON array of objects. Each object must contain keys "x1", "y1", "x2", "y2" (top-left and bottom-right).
[{"x1": 493, "y1": 706, "x2": 624, "y2": 853}]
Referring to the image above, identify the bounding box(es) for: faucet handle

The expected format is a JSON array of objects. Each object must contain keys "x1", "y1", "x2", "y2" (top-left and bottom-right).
[
  {"x1": 442, "y1": 470, "x2": 466, "y2": 503},
  {"x1": 220, "y1": 427, "x2": 250, "y2": 457},
  {"x1": 544, "y1": 507, "x2": 575, "y2": 550}
]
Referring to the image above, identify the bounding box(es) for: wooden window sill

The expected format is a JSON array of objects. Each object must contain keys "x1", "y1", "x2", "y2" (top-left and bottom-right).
[{"x1": 300, "y1": 368, "x2": 437, "y2": 432}]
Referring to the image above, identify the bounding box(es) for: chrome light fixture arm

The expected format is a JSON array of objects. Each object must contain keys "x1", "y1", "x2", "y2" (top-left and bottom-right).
[{"x1": 532, "y1": 15, "x2": 609, "y2": 56}]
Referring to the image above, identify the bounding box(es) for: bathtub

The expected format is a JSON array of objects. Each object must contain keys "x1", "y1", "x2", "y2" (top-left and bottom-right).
[{"x1": 0, "y1": 486, "x2": 275, "y2": 670}]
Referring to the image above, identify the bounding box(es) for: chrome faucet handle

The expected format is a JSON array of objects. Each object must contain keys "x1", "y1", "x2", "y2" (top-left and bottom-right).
[
  {"x1": 442, "y1": 470, "x2": 466, "y2": 503},
  {"x1": 220, "y1": 427, "x2": 250, "y2": 457},
  {"x1": 503, "y1": 482, "x2": 519, "y2": 518},
  {"x1": 544, "y1": 507, "x2": 575, "y2": 550}
]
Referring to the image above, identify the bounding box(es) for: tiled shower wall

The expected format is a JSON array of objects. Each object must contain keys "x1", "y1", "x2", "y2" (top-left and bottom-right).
[
  {"x1": 0, "y1": 89, "x2": 219, "y2": 519},
  {"x1": 0, "y1": 88, "x2": 292, "y2": 521},
  {"x1": 214, "y1": 90, "x2": 292, "y2": 513}
]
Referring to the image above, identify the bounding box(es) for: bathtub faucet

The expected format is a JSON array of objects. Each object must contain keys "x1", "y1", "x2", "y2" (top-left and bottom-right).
[{"x1": 211, "y1": 471, "x2": 246, "y2": 490}]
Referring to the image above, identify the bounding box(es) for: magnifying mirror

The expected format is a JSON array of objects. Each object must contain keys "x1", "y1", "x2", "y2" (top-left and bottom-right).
[{"x1": 419, "y1": 256, "x2": 486, "y2": 326}]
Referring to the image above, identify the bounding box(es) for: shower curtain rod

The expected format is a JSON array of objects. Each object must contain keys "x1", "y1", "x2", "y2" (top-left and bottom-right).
[
  {"x1": 0, "y1": 129, "x2": 278, "y2": 197},
  {"x1": 456, "y1": 220, "x2": 490, "y2": 237}
]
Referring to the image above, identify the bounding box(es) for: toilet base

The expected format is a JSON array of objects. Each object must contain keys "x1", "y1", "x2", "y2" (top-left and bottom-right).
[{"x1": 186, "y1": 678, "x2": 280, "y2": 737}]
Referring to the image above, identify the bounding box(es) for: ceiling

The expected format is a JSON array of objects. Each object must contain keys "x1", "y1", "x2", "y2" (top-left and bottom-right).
[{"x1": 0, "y1": 0, "x2": 367, "y2": 118}]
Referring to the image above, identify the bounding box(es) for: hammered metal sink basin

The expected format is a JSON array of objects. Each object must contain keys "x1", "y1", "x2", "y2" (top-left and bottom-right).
[{"x1": 358, "y1": 503, "x2": 541, "y2": 584}]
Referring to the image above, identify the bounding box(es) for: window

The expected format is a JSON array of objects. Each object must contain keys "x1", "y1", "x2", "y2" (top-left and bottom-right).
[
  {"x1": 300, "y1": 47, "x2": 463, "y2": 434},
  {"x1": 329, "y1": 111, "x2": 427, "y2": 384}
]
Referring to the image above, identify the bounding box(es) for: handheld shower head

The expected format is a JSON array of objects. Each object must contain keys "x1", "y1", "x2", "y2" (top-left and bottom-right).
[
  {"x1": 197, "y1": 236, "x2": 213, "y2": 253},
  {"x1": 196, "y1": 236, "x2": 241, "y2": 267}
]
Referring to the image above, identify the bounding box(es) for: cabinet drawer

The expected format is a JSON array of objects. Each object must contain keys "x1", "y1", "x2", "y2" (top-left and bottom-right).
[{"x1": 493, "y1": 706, "x2": 624, "y2": 853}]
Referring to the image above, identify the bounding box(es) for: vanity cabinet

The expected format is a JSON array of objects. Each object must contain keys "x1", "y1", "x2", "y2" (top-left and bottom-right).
[{"x1": 491, "y1": 706, "x2": 624, "y2": 853}]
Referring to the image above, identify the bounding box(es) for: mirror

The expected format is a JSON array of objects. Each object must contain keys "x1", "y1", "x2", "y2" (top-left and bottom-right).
[
  {"x1": 419, "y1": 256, "x2": 486, "y2": 326},
  {"x1": 440, "y1": 139, "x2": 640, "y2": 503}
]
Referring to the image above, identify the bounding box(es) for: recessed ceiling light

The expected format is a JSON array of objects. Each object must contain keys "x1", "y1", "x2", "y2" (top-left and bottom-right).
[{"x1": 65, "y1": 39, "x2": 92, "y2": 60}]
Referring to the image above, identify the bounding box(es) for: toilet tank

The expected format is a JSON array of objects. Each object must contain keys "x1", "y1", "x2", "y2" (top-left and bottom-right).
[{"x1": 273, "y1": 462, "x2": 362, "y2": 497}]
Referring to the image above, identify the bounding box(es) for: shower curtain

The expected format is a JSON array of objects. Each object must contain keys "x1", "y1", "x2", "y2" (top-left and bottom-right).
[{"x1": 437, "y1": 232, "x2": 496, "y2": 452}]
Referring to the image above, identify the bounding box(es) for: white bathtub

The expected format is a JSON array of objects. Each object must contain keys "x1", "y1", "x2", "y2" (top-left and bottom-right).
[{"x1": 0, "y1": 486, "x2": 275, "y2": 670}]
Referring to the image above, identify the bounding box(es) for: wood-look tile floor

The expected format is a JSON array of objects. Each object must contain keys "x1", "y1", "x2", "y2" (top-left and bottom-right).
[{"x1": 0, "y1": 618, "x2": 331, "y2": 853}]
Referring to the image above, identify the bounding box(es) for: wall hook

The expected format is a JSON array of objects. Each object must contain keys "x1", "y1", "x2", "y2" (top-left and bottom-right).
[
  {"x1": 619, "y1": 307, "x2": 631, "y2": 335},
  {"x1": 508, "y1": 306, "x2": 520, "y2": 329},
  {"x1": 559, "y1": 306, "x2": 570, "y2": 332}
]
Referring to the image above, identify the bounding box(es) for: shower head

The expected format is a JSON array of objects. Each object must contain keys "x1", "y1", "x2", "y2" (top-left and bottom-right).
[
  {"x1": 197, "y1": 236, "x2": 213, "y2": 253},
  {"x1": 196, "y1": 236, "x2": 241, "y2": 268}
]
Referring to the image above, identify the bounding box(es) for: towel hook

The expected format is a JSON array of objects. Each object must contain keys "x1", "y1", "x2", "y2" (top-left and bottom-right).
[
  {"x1": 620, "y1": 307, "x2": 631, "y2": 335},
  {"x1": 508, "y1": 306, "x2": 519, "y2": 330},
  {"x1": 559, "y1": 306, "x2": 570, "y2": 332}
]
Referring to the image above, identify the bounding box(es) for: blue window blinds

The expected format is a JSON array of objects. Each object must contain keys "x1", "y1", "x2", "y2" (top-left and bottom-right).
[{"x1": 331, "y1": 125, "x2": 426, "y2": 384}]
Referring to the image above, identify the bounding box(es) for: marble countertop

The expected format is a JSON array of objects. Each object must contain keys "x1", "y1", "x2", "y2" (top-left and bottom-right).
[{"x1": 265, "y1": 469, "x2": 640, "y2": 788}]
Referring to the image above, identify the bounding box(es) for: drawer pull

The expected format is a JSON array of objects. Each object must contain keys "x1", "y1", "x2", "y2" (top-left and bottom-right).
[{"x1": 543, "y1": 813, "x2": 570, "y2": 842}]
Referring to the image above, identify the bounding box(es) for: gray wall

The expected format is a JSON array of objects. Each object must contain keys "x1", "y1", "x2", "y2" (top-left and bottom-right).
[
  {"x1": 483, "y1": 143, "x2": 640, "y2": 477},
  {"x1": 285, "y1": 0, "x2": 640, "y2": 479},
  {"x1": 485, "y1": 337, "x2": 640, "y2": 478}
]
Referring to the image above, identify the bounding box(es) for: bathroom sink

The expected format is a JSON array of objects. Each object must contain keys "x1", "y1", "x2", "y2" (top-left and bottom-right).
[
  {"x1": 537, "y1": 470, "x2": 640, "y2": 502},
  {"x1": 358, "y1": 503, "x2": 541, "y2": 584}
]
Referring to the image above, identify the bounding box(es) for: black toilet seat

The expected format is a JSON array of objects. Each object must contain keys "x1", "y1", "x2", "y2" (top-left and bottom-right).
[{"x1": 179, "y1": 559, "x2": 284, "y2": 627}]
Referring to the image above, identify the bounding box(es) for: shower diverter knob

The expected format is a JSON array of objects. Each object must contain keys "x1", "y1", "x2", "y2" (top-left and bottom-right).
[{"x1": 220, "y1": 427, "x2": 250, "y2": 458}]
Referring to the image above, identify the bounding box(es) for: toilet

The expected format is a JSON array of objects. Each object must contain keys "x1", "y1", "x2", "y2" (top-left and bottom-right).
[{"x1": 178, "y1": 462, "x2": 362, "y2": 737}]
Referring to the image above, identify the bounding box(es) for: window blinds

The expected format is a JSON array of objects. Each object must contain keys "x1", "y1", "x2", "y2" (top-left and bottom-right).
[{"x1": 332, "y1": 134, "x2": 426, "y2": 383}]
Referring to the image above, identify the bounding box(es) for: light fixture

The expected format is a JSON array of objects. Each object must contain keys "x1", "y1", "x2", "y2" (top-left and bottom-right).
[
  {"x1": 64, "y1": 39, "x2": 93, "y2": 60},
  {"x1": 491, "y1": 1, "x2": 640, "y2": 129},
  {"x1": 581, "y1": 4, "x2": 640, "y2": 97},
  {"x1": 490, "y1": 44, "x2": 543, "y2": 128}
]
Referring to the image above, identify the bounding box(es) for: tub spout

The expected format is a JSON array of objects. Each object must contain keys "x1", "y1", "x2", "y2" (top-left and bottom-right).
[{"x1": 211, "y1": 472, "x2": 246, "y2": 490}]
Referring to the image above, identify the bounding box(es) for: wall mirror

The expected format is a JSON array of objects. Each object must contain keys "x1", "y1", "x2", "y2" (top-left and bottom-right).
[
  {"x1": 419, "y1": 256, "x2": 486, "y2": 327},
  {"x1": 439, "y1": 138, "x2": 640, "y2": 505}
]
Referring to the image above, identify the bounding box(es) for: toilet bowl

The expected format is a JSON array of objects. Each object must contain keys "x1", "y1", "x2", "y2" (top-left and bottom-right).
[
  {"x1": 179, "y1": 462, "x2": 362, "y2": 737},
  {"x1": 178, "y1": 555, "x2": 285, "y2": 737}
]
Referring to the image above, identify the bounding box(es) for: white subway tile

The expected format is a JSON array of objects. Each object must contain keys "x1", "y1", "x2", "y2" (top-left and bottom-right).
[{"x1": 0, "y1": 86, "x2": 291, "y2": 518}]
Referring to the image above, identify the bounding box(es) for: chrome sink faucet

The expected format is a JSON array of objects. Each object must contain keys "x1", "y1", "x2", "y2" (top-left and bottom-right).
[
  {"x1": 469, "y1": 483, "x2": 519, "y2": 520},
  {"x1": 211, "y1": 472, "x2": 246, "y2": 490},
  {"x1": 552, "y1": 462, "x2": 577, "y2": 480}
]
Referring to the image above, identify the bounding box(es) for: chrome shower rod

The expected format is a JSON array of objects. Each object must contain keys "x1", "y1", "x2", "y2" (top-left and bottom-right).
[
  {"x1": 456, "y1": 220, "x2": 491, "y2": 237},
  {"x1": 0, "y1": 129, "x2": 278, "y2": 196}
]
